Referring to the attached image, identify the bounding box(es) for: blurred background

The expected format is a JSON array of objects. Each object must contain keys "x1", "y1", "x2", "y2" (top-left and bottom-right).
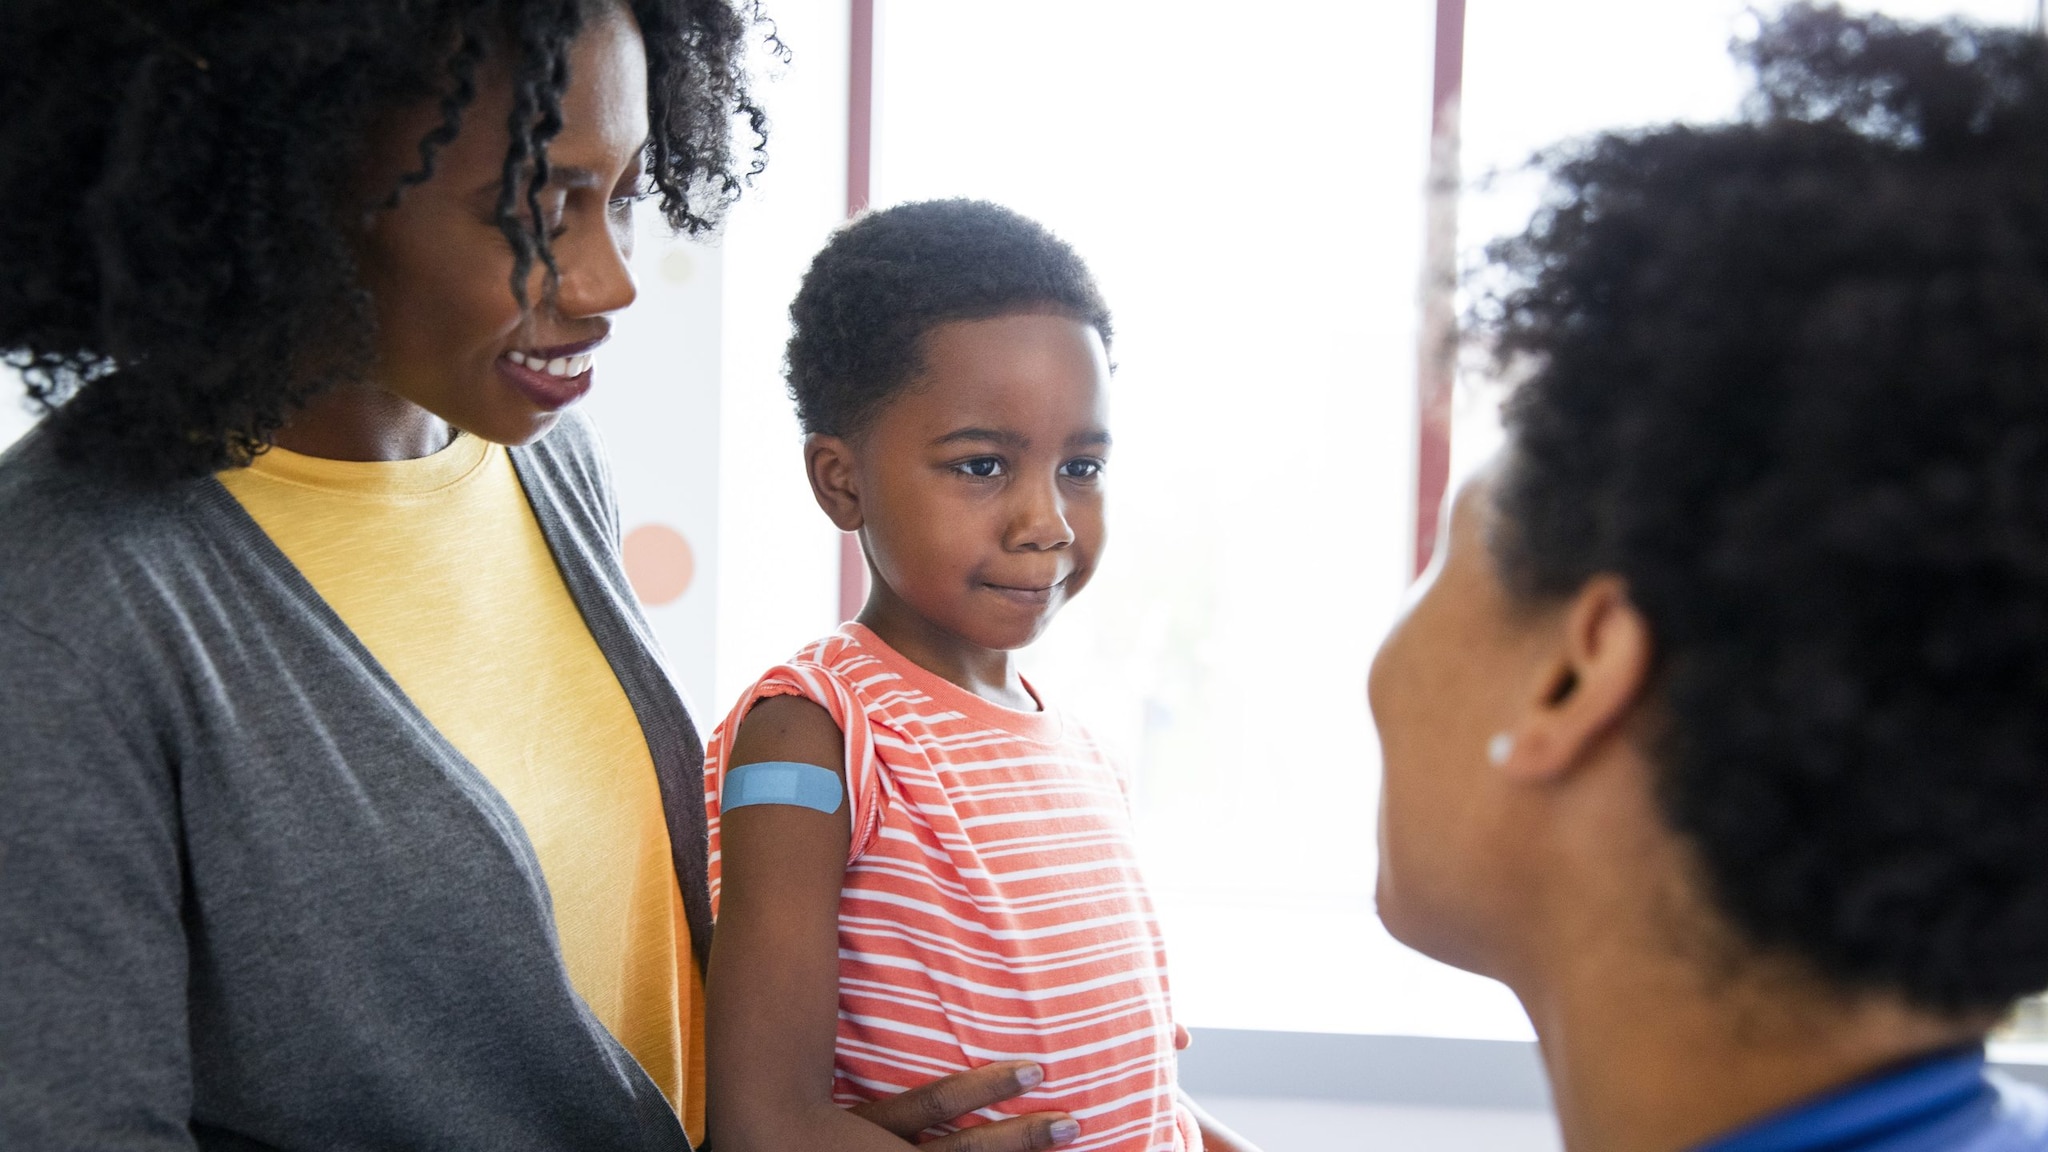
[{"x1": 6, "y1": 1, "x2": 2044, "y2": 1146}]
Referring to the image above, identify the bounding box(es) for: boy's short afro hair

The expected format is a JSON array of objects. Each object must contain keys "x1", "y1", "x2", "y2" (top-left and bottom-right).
[
  {"x1": 784, "y1": 198, "x2": 1112, "y2": 438},
  {"x1": 1484, "y1": 2, "x2": 2048, "y2": 1014}
]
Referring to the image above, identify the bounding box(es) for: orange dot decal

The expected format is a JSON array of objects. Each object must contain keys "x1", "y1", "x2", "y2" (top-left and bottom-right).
[{"x1": 623, "y1": 523, "x2": 695, "y2": 606}]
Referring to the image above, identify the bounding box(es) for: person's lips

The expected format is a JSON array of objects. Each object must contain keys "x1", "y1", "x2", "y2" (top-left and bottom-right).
[
  {"x1": 982, "y1": 576, "x2": 1069, "y2": 606},
  {"x1": 497, "y1": 337, "x2": 606, "y2": 412}
]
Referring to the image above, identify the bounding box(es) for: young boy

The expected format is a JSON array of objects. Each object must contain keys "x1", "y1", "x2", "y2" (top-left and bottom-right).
[{"x1": 704, "y1": 200, "x2": 1254, "y2": 1152}]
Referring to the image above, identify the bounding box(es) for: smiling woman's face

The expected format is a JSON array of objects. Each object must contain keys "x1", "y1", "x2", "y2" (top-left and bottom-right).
[{"x1": 354, "y1": 0, "x2": 649, "y2": 447}]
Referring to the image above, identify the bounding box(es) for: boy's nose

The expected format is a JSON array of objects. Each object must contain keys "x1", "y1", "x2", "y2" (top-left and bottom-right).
[{"x1": 1008, "y1": 480, "x2": 1075, "y2": 552}]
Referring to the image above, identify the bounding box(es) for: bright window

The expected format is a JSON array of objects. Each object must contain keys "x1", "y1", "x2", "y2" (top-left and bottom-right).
[
  {"x1": 868, "y1": 0, "x2": 1517, "y2": 1039},
  {"x1": 869, "y1": 0, "x2": 2047, "y2": 1043}
]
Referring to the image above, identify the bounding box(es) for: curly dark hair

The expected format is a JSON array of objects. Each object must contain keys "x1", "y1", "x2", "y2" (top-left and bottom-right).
[
  {"x1": 784, "y1": 198, "x2": 1113, "y2": 438},
  {"x1": 0, "y1": 0, "x2": 770, "y2": 481},
  {"x1": 1483, "y1": 3, "x2": 2048, "y2": 1014}
]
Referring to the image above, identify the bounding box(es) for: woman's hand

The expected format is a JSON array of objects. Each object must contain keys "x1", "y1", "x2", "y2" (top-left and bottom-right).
[{"x1": 850, "y1": 1061, "x2": 1080, "y2": 1150}]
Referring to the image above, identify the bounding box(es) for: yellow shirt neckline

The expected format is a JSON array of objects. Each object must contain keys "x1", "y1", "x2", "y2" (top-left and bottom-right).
[{"x1": 243, "y1": 433, "x2": 494, "y2": 499}]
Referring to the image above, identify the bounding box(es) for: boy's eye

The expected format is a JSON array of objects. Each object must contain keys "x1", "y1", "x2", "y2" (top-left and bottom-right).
[
  {"x1": 954, "y1": 457, "x2": 1005, "y2": 479},
  {"x1": 1062, "y1": 458, "x2": 1105, "y2": 481}
]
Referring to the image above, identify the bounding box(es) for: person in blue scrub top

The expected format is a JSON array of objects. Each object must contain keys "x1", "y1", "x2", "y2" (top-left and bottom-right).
[{"x1": 1367, "y1": 6, "x2": 2048, "y2": 1151}]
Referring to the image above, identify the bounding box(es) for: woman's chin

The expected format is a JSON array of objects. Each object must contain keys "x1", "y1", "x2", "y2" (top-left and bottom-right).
[
  {"x1": 1376, "y1": 870, "x2": 1492, "y2": 976},
  {"x1": 1374, "y1": 872, "x2": 1423, "y2": 949},
  {"x1": 439, "y1": 405, "x2": 567, "y2": 449}
]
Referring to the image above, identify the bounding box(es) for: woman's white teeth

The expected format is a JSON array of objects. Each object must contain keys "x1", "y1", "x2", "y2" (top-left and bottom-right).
[{"x1": 507, "y1": 350, "x2": 593, "y2": 377}]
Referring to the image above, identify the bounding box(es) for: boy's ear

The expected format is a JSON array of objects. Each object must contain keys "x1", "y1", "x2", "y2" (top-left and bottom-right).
[{"x1": 805, "y1": 433, "x2": 863, "y2": 532}]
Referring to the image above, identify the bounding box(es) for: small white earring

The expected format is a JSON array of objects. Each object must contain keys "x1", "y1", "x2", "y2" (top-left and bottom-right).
[{"x1": 1487, "y1": 733, "x2": 1514, "y2": 766}]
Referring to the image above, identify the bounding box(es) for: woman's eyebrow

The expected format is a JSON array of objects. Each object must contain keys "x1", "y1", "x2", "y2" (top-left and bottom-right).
[
  {"x1": 542, "y1": 165, "x2": 608, "y2": 189},
  {"x1": 469, "y1": 165, "x2": 609, "y2": 198}
]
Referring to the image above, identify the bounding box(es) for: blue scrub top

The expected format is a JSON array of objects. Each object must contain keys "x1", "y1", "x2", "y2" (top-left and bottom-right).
[{"x1": 1695, "y1": 1048, "x2": 2048, "y2": 1152}]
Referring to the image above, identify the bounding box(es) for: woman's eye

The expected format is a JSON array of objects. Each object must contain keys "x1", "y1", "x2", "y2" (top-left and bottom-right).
[
  {"x1": 610, "y1": 175, "x2": 655, "y2": 209},
  {"x1": 1062, "y1": 458, "x2": 1104, "y2": 481},
  {"x1": 954, "y1": 457, "x2": 1005, "y2": 479}
]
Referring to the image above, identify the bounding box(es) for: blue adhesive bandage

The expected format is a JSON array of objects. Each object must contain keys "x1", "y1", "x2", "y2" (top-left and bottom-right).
[{"x1": 722, "y1": 760, "x2": 845, "y2": 815}]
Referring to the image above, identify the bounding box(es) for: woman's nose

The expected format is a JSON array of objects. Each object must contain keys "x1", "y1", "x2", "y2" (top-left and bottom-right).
[{"x1": 553, "y1": 216, "x2": 639, "y2": 320}]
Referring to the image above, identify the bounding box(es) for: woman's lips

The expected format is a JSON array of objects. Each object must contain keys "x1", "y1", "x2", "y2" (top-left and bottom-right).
[{"x1": 497, "y1": 350, "x2": 593, "y2": 412}]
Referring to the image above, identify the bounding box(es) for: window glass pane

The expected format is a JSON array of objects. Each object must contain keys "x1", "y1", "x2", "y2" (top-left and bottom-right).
[{"x1": 1456, "y1": 0, "x2": 2042, "y2": 477}]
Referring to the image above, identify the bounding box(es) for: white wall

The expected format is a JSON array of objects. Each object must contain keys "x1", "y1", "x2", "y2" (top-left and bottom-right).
[
  {"x1": 1202, "y1": 1097, "x2": 1559, "y2": 1152},
  {"x1": 708, "y1": 0, "x2": 853, "y2": 719},
  {"x1": 582, "y1": 215, "x2": 727, "y2": 712}
]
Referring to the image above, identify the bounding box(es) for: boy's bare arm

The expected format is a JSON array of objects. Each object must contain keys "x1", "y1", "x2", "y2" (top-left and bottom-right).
[
  {"x1": 707, "y1": 695, "x2": 1079, "y2": 1152},
  {"x1": 708, "y1": 695, "x2": 872, "y2": 1151}
]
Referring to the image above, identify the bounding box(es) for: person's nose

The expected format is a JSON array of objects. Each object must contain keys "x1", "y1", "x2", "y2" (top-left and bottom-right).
[
  {"x1": 552, "y1": 213, "x2": 639, "y2": 321},
  {"x1": 1007, "y1": 473, "x2": 1075, "y2": 553}
]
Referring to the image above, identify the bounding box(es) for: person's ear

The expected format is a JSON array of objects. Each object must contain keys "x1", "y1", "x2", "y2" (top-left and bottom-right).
[
  {"x1": 805, "y1": 433, "x2": 863, "y2": 532},
  {"x1": 1490, "y1": 575, "x2": 1654, "y2": 783}
]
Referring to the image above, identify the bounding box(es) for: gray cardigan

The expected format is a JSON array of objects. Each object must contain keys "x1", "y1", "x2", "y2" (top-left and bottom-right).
[{"x1": 0, "y1": 413, "x2": 712, "y2": 1151}]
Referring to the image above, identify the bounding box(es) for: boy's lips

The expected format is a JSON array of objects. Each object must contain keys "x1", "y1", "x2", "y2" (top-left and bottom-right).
[{"x1": 983, "y1": 577, "x2": 1068, "y2": 605}]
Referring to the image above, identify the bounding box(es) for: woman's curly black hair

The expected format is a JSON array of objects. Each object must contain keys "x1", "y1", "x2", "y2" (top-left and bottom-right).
[
  {"x1": 0, "y1": 0, "x2": 770, "y2": 480},
  {"x1": 1484, "y1": 3, "x2": 2048, "y2": 1014},
  {"x1": 784, "y1": 198, "x2": 1112, "y2": 438}
]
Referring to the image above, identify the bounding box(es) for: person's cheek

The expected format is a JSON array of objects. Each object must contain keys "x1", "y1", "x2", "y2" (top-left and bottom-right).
[
  {"x1": 1071, "y1": 516, "x2": 1104, "y2": 596},
  {"x1": 1385, "y1": 641, "x2": 1439, "y2": 793}
]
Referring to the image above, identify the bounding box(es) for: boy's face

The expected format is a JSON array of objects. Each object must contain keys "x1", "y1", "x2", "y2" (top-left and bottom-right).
[{"x1": 852, "y1": 312, "x2": 1112, "y2": 652}]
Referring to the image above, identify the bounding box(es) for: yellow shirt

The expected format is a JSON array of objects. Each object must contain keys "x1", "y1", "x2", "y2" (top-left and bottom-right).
[{"x1": 220, "y1": 434, "x2": 705, "y2": 1139}]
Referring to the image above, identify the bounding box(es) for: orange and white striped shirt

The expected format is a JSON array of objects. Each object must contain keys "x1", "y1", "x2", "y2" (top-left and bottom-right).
[{"x1": 706, "y1": 624, "x2": 1197, "y2": 1152}]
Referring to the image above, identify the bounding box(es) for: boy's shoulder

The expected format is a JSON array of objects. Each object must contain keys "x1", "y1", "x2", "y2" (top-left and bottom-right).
[
  {"x1": 741, "y1": 626, "x2": 1109, "y2": 760},
  {"x1": 730, "y1": 626, "x2": 903, "y2": 720},
  {"x1": 761, "y1": 626, "x2": 883, "y2": 685}
]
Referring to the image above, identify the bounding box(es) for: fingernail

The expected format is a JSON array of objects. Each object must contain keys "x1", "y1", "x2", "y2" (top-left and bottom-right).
[
  {"x1": 1049, "y1": 1119, "x2": 1081, "y2": 1144},
  {"x1": 1016, "y1": 1063, "x2": 1044, "y2": 1089}
]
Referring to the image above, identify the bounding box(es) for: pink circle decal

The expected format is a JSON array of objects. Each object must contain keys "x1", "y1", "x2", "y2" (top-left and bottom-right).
[{"x1": 623, "y1": 523, "x2": 695, "y2": 606}]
